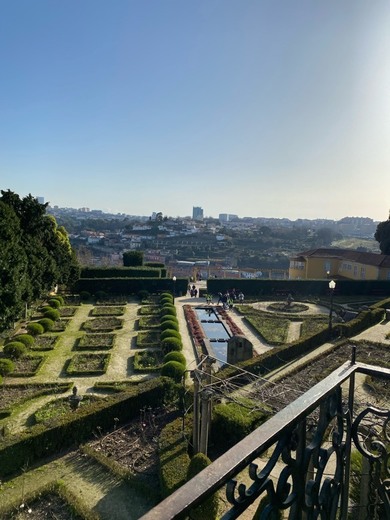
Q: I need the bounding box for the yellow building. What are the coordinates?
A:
[289,248,390,280]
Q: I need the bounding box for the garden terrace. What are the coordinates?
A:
[141,359,390,520]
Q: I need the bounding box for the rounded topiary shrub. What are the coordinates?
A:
[163,351,186,365]
[95,290,108,301]
[38,318,54,332]
[160,298,173,307]
[41,305,53,314]
[138,290,150,302]
[27,322,45,336]
[160,292,173,302]
[3,341,27,359]
[187,453,219,520]
[160,320,179,332]
[0,358,15,376]
[161,360,186,382]
[161,337,182,354]
[79,291,91,301]
[48,298,61,309]
[161,306,177,318]
[160,314,177,323]
[161,329,181,341]
[57,294,65,304]
[43,308,60,321]
[12,334,35,347]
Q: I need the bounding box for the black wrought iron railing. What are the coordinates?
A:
[141,358,390,520]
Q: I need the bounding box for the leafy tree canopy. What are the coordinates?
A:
[374,219,390,254]
[0,190,80,329]
[123,250,144,266]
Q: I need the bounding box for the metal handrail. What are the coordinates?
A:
[141,361,390,520]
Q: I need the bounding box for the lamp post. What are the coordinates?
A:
[328,279,336,339]
[172,276,177,303]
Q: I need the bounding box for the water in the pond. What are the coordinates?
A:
[194,308,230,363]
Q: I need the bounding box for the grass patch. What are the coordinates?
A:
[33,395,105,425]
[300,317,328,337]
[238,306,289,344]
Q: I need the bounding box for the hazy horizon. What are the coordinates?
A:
[1,1,389,222]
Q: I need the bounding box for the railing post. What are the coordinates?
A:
[192,371,200,454]
[340,352,356,518]
[199,389,212,455]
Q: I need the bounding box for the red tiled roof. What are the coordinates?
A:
[292,248,390,267]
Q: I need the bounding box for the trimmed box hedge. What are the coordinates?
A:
[0,377,177,478]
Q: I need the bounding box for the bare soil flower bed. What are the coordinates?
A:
[136,331,160,347]
[66,353,110,375]
[59,307,77,317]
[88,407,179,486]
[138,316,161,329]
[76,333,115,350]
[10,356,45,377]
[0,383,70,411]
[51,320,70,332]
[32,335,59,351]
[82,317,123,332]
[138,305,160,316]
[90,306,125,316]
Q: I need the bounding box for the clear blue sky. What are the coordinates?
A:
[1,1,389,221]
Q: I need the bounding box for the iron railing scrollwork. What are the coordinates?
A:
[351,405,390,519]
[140,362,390,520]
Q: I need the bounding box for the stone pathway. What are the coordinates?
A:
[0,451,155,519]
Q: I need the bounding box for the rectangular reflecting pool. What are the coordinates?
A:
[194,308,230,363]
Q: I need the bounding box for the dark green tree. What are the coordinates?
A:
[0,190,80,329]
[123,250,144,266]
[374,218,390,254]
[0,201,28,328]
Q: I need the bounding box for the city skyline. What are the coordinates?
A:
[46,199,381,224]
[1,1,390,222]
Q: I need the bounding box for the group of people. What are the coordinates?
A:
[187,285,244,309]
[217,289,244,309]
